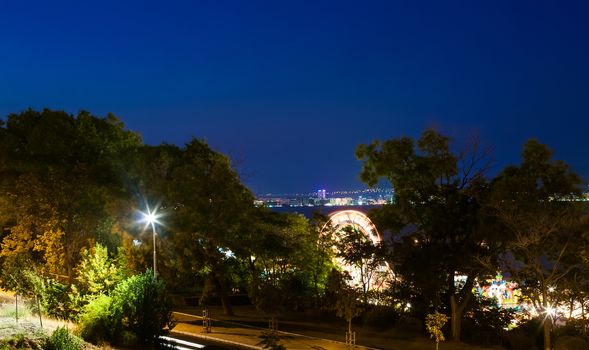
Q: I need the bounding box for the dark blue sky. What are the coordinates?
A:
[1,1,588,194]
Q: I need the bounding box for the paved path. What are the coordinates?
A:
[171,311,380,350]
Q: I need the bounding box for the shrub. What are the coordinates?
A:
[72,243,124,312]
[77,294,121,343]
[111,270,173,345]
[77,270,172,346]
[45,327,83,350]
[554,335,589,350]
[362,305,398,329]
[39,278,75,320]
[503,330,538,350]
[502,318,544,350]
[462,295,516,346]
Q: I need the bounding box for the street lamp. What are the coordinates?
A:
[140,205,161,278]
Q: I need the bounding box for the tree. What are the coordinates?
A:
[334,226,389,304]
[71,243,125,311]
[356,129,494,341]
[488,139,588,350]
[426,312,449,350]
[244,210,331,314]
[331,270,364,344]
[134,139,255,315]
[0,109,141,280]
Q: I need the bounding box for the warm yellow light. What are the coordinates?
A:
[545,306,556,318]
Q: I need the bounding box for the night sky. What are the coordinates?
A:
[1,1,588,194]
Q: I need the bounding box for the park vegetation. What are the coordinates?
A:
[0,109,587,350]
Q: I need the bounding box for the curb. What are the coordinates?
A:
[171,329,262,350]
[172,311,381,350]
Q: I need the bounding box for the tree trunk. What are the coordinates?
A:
[450,295,461,341]
[543,316,552,350]
[215,274,234,316]
[450,279,474,341]
[248,257,259,302]
[15,293,18,323]
[220,293,234,316]
[36,296,43,328]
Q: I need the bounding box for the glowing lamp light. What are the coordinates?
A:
[138,204,162,278]
[140,207,161,228]
[144,212,157,224]
[545,306,556,318]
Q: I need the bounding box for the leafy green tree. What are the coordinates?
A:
[243,210,332,313]
[70,243,125,312]
[330,270,364,341]
[0,109,141,280]
[356,129,495,341]
[75,243,123,295]
[488,139,588,350]
[334,226,389,304]
[132,139,255,315]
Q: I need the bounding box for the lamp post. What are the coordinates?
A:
[141,207,160,278]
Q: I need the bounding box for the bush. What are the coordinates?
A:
[462,295,516,346]
[77,294,120,344]
[77,270,172,346]
[555,318,589,338]
[45,327,83,350]
[111,270,173,345]
[503,330,538,350]
[39,278,75,320]
[554,335,589,350]
[362,305,398,329]
[502,318,544,350]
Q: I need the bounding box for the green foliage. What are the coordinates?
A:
[133,139,256,314]
[0,109,142,278]
[326,269,363,333]
[468,295,516,333]
[71,243,123,312]
[0,332,42,350]
[425,312,449,344]
[75,243,121,295]
[38,278,75,320]
[334,226,389,304]
[77,294,119,343]
[247,210,332,314]
[461,295,516,346]
[488,139,587,349]
[356,129,500,341]
[77,270,172,346]
[45,327,83,350]
[111,270,173,344]
[362,305,399,329]
[0,256,36,294]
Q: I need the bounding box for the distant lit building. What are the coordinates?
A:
[328,197,353,206]
[317,189,326,200]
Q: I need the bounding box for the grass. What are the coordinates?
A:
[0,292,95,350]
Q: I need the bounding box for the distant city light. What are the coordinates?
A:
[255,187,394,208]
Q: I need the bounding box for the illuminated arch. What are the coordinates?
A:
[321,210,393,293]
[322,210,381,244]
